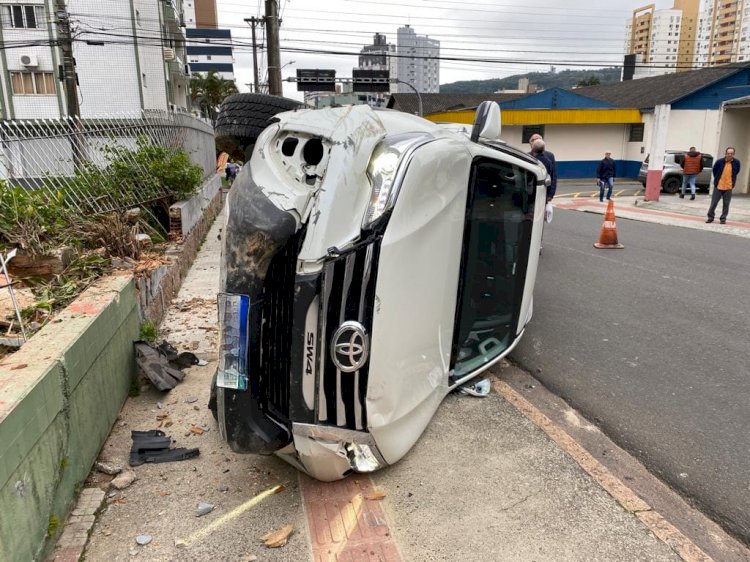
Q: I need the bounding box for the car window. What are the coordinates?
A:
[703,155,713,168]
[451,157,536,378]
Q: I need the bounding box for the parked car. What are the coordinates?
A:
[638,151,714,193]
[210,100,547,481]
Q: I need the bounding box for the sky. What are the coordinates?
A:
[215,0,677,100]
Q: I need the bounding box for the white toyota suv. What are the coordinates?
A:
[212,101,547,481]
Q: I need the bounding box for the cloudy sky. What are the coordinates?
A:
[216,0,676,99]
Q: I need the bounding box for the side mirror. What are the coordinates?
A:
[470,101,502,142]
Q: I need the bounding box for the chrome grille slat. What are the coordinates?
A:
[317,240,380,431]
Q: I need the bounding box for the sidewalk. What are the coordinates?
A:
[72,208,743,561]
[555,190,750,238]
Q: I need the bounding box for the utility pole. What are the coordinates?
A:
[265,0,282,95]
[243,17,261,93]
[54,0,80,120]
[54,0,83,170]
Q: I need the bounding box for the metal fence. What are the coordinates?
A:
[0,110,216,213]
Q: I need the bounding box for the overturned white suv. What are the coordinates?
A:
[211,100,547,481]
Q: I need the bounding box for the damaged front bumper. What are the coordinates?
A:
[216,171,386,481]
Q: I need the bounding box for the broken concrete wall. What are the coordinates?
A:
[169,173,222,238]
[0,276,139,562]
[138,173,223,326]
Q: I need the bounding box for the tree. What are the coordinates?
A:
[190,71,238,122]
[576,76,601,87]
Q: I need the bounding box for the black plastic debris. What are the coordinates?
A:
[134,342,185,391]
[158,341,204,369]
[129,429,200,466]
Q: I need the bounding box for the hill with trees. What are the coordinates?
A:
[440,67,622,93]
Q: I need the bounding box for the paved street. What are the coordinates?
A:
[512,208,750,544]
[554,181,644,199]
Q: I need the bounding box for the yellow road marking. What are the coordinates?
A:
[181,484,284,546]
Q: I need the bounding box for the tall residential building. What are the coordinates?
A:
[396,25,439,93]
[695,0,750,67]
[625,2,698,78]
[356,32,396,104]
[0,0,189,119]
[184,0,235,81]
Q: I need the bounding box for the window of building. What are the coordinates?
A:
[629,123,644,142]
[206,55,212,60]
[521,125,545,144]
[1,4,45,29]
[10,71,56,95]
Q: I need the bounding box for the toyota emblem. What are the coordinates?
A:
[331,321,369,373]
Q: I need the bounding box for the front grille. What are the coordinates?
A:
[257,231,304,422]
[318,240,380,431]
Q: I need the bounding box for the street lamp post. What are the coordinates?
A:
[390,79,423,118]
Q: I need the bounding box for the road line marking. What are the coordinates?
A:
[573,192,581,198]
[181,484,284,546]
[491,378,714,562]
[615,189,625,196]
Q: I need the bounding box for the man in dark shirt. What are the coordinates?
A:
[528,133,557,202]
[596,151,616,202]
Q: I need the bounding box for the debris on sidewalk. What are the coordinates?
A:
[110,470,137,490]
[196,502,215,517]
[95,461,123,476]
[364,490,386,501]
[135,534,152,546]
[262,525,293,548]
[458,378,491,397]
[134,340,210,392]
[129,429,199,466]
[134,342,185,391]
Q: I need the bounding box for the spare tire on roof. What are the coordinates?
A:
[215,93,303,161]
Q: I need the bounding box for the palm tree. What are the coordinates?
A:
[190,71,238,123]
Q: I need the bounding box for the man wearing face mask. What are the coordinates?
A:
[528,133,557,203]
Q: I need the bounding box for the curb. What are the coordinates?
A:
[491,378,714,562]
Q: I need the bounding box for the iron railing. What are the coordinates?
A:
[0,110,215,214]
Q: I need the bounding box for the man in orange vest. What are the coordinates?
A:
[680,146,704,200]
[706,147,741,224]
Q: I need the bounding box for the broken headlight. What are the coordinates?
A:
[362,132,434,230]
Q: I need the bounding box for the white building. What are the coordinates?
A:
[0,0,189,119]
[184,0,235,81]
[624,8,684,79]
[396,25,439,93]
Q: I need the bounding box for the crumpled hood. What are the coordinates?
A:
[250,104,387,263]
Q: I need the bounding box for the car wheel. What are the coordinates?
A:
[215,93,303,161]
[663,176,681,194]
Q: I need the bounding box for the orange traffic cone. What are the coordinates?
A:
[594,200,624,249]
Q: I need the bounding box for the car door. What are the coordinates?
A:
[698,154,713,187]
[450,156,538,383]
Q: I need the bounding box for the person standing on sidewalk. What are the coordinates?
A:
[680,146,703,200]
[706,147,741,224]
[528,133,557,202]
[596,151,616,202]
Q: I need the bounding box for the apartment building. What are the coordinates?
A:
[0,0,189,119]
[625,2,699,78]
[396,25,440,94]
[695,0,750,66]
[184,0,235,81]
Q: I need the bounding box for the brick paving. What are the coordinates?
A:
[51,488,104,562]
[299,474,402,562]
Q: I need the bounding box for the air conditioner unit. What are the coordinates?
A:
[163,48,176,61]
[19,54,39,67]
